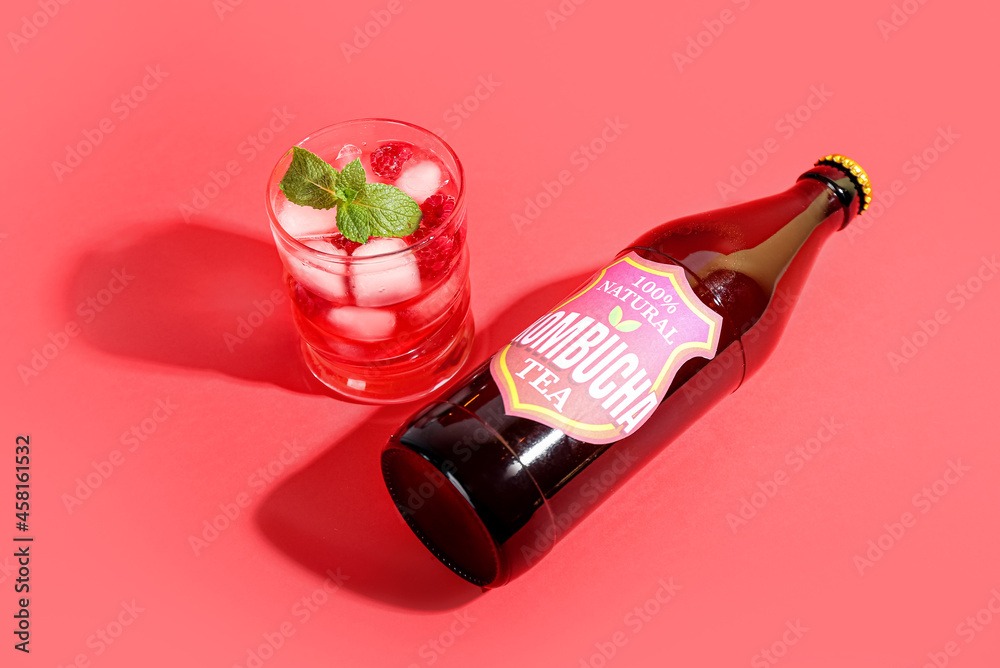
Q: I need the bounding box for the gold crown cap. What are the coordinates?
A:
[815,154,872,214]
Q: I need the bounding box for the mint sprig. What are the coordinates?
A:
[278,147,421,243]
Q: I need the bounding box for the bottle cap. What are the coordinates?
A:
[815,155,872,213]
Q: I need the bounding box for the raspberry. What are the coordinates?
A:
[325,234,364,255]
[420,194,456,227]
[290,279,325,318]
[411,228,462,280]
[370,142,414,179]
[405,194,460,279]
[404,225,430,244]
[416,237,453,279]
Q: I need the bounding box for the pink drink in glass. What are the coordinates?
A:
[266,119,473,403]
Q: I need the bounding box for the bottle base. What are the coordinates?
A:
[381,443,502,587]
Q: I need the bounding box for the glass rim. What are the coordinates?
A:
[266,118,466,262]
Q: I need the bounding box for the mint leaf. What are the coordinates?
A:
[336,200,377,243]
[278,147,340,209]
[338,159,366,202]
[350,182,422,239]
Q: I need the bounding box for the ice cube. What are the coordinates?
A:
[395,161,442,203]
[276,201,337,238]
[333,143,362,169]
[350,238,421,307]
[301,238,347,255]
[287,241,348,301]
[326,306,396,340]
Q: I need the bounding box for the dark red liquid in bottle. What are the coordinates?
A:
[382,159,868,587]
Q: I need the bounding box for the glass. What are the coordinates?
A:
[266,119,473,403]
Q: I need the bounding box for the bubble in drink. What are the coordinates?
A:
[276,200,337,238]
[395,161,442,203]
[350,238,421,307]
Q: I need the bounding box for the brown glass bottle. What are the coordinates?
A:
[381,156,872,588]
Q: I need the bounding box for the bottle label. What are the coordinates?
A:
[490,252,723,444]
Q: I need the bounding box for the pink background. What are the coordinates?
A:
[3,0,998,666]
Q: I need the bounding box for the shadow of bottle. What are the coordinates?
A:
[65,221,317,393]
[253,270,594,611]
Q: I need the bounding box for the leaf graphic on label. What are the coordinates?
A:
[615,320,641,332]
[609,306,623,327]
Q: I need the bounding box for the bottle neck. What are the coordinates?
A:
[695,179,844,294]
[626,170,857,384]
[706,176,848,380]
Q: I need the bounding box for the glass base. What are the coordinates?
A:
[301,312,475,404]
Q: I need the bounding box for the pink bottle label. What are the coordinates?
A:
[490,252,723,444]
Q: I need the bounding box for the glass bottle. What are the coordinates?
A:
[381,155,872,587]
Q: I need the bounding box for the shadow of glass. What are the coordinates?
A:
[66,220,316,393]
[253,270,594,611]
